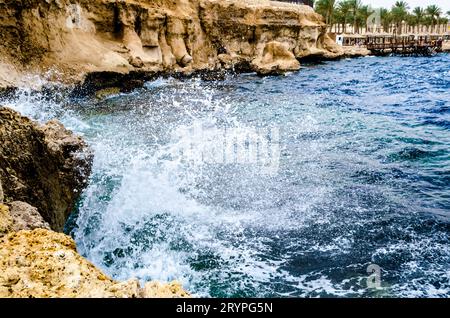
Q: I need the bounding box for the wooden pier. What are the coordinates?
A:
[365,35,444,56]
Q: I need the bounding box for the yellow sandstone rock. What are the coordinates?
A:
[0,204,13,237]
[442,41,450,52]
[143,281,190,298]
[0,0,342,89]
[0,229,190,298]
[251,41,301,75]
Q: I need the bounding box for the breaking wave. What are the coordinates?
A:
[3,54,449,297]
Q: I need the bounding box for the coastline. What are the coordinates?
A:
[1,0,339,299]
[0,0,345,95]
[1,0,447,96]
[1,0,448,298]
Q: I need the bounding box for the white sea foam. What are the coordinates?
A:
[4,70,449,298]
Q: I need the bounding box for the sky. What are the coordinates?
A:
[362,0,450,12]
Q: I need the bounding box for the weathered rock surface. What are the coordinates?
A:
[0,107,93,231]
[0,0,343,90]
[443,41,450,52]
[0,229,189,298]
[7,201,51,232]
[0,201,50,237]
[342,46,372,57]
[0,178,3,203]
[251,41,301,75]
[0,204,12,237]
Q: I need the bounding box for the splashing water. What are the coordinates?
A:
[3,55,450,297]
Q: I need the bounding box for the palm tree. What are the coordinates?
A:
[391,1,409,34]
[380,8,392,33]
[348,0,361,33]
[356,5,371,34]
[315,0,336,31]
[333,8,344,33]
[336,0,353,33]
[412,7,425,32]
[426,5,442,33]
[405,13,416,33]
[437,17,448,34]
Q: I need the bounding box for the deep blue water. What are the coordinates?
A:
[5,54,450,297]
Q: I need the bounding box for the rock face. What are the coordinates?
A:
[0,107,93,231]
[0,0,343,88]
[251,41,301,75]
[7,201,51,232]
[0,178,3,203]
[0,201,51,236]
[0,229,189,298]
[0,204,12,237]
[443,41,450,52]
[342,46,372,57]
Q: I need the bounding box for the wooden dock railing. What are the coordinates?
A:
[365,35,443,56]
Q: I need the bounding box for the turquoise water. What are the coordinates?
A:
[4,54,450,297]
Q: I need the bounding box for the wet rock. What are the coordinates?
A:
[0,229,190,298]
[95,87,121,100]
[0,107,93,231]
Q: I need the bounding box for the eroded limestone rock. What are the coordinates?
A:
[343,46,372,57]
[0,201,50,238]
[143,281,190,298]
[0,0,343,89]
[0,204,12,237]
[251,41,301,75]
[7,201,51,232]
[0,178,4,203]
[0,229,190,298]
[0,107,93,231]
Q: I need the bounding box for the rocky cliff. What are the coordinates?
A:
[0,0,343,90]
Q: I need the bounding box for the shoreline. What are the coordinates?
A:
[1,1,448,98]
[3,50,449,101]
[0,0,344,95]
